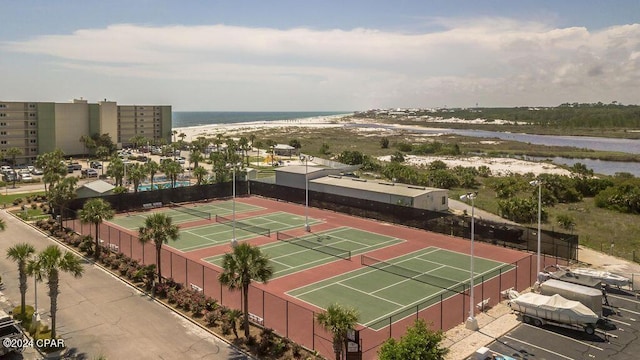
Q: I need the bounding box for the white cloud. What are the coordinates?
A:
[2,19,640,110]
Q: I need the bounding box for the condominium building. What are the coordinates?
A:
[0,99,172,164]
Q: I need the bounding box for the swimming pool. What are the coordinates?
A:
[138,181,191,192]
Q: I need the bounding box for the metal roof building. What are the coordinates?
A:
[310,175,449,211]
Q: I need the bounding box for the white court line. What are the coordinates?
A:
[503,335,575,360]
[371,265,447,296]
[288,248,440,297]
[336,282,405,307]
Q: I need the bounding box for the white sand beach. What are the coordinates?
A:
[173,115,572,176]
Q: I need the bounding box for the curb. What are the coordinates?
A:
[11,212,257,360]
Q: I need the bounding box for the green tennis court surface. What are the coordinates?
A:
[287,247,514,329]
[109,201,264,230]
[168,212,322,251]
[205,227,404,277]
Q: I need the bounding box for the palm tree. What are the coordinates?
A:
[218,243,274,338]
[316,303,359,360]
[6,147,23,188]
[27,245,83,339]
[78,198,115,260]
[138,213,179,285]
[189,149,203,169]
[145,160,160,189]
[126,163,147,193]
[159,159,183,188]
[193,166,208,185]
[6,243,36,318]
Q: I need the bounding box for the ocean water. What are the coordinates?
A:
[172,111,351,128]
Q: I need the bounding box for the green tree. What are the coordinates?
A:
[238,137,250,165]
[107,156,127,187]
[48,177,78,227]
[128,135,148,149]
[316,303,359,360]
[378,319,448,360]
[27,245,84,339]
[556,213,575,231]
[380,137,390,149]
[145,160,160,189]
[218,243,274,338]
[79,135,95,158]
[35,149,66,193]
[6,243,36,318]
[78,198,115,260]
[159,159,183,188]
[0,218,5,231]
[390,151,405,163]
[288,139,302,150]
[6,147,23,188]
[189,149,204,169]
[126,163,147,193]
[320,142,330,155]
[138,213,179,285]
[193,166,208,185]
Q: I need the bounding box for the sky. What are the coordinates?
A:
[1,1,639,111]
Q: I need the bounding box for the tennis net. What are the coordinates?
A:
[361,254,466,294]
[277,231,351,260]
[170,202,211,220]
[215,214,271,237]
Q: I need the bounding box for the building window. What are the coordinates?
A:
[140,131,144,134]
[29,104,35,108]
[29,113,36,117]
[441,196,446,205]
[31,148,36,152]
[29,131,36,135]
[0,122,6,126]
[0,114,6,117]
[0,141,7,145]
[0,131,5,135]
[0,104,6,108]
[29,139,36,143]
[29,122,36,126]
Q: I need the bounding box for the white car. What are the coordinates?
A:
[20,173,33,181]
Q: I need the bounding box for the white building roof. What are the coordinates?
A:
[310,176,442,197]
[274,144,295,150]
[80,180,115,194]
[275,165,326,175]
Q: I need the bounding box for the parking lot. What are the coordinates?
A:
[484,288,640,360]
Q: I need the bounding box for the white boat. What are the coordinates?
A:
[568,268,631,287]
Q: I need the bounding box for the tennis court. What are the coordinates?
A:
[287,247,515,330]
[205,227,404,277]
[109,200,264,230]
[167,211,322,252]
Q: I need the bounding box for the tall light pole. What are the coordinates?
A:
[530,180,542,279]
[230,162,241,248]
[300,155,314,232]
[32,257,41,327]
[460,192,479,331]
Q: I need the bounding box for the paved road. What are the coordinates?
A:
[0,210,252,360]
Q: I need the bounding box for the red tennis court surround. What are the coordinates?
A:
[64,196,568,360]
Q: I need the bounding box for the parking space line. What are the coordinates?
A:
[607,317,632,326]
[610,294,640,305]
[616,306,640,316]
[503,335,575,359]
[521,324,604,351]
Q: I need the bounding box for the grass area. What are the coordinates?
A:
[0,191,46,207]
[450,185,640,264]
[235,124,640,263]
[234,124,640,164]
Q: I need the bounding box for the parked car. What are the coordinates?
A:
[31,168,44,175]
[81,168,98,178]
[90,161,102,169]
[0,165,11,174]
[137,155,148,162]
[20,173,33,181]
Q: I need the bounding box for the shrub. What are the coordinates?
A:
[205,310,221,327]
[31,203,37,210]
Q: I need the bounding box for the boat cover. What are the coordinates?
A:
[510,293,599,324]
